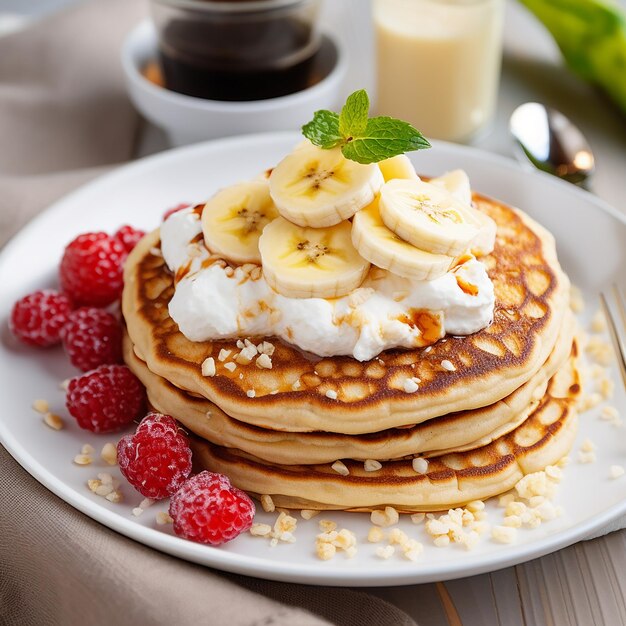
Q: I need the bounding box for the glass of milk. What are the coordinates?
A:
[374,0,504,142]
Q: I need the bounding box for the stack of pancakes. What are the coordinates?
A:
[122,194,580,512]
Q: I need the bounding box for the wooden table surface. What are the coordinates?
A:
[3,1,625,624]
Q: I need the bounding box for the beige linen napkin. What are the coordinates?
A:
[0,3,417,625]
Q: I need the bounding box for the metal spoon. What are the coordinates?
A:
[509,102,595,187]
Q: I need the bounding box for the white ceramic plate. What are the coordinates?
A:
[1,133,625,587]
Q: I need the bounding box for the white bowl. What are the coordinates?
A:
[121,19,348,146]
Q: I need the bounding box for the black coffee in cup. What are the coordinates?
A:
[152,0,322,101]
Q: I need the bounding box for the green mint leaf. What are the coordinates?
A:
[339,89,369,138]
[341,117,431,164]
[301,110,342,149]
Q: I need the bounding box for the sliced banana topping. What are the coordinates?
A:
[379,179,484,257]
[430,169,472,205]
[430,171,496,256]
[378,154,419,183]
[259,217,370,299]
[201,180,278,264]
[352,198,455,281]
[268,141,383,228]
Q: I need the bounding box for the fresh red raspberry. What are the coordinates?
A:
[60,307,122,371]
[9,289,73,347]
[59,232,127,307]
[117,413,192,499]
[66,365,145,433]
[163,202,191,221]
[169,471,255,545]
[114,225,146,253]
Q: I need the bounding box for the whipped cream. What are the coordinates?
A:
[160,208,495,362]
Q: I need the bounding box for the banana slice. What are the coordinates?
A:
[379,179,486,256]
[201,180,279,264]
[430,170,496,256]
[378,154,419,182]
[352,199,454,281]
[268,141,383,228]
[430,169,472,205]
[259,217,370,299]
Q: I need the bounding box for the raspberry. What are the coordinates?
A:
[163,203,191,221]
[59,232,127,307]
[117,413,192,499]
[169,471,255,545]
[114,225,146,253]
[60,307,122,371]
[66,365,145,433]
[10,290,73,347]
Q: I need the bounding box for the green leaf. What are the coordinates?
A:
[339,89,370,138]
[301,110,342,149]
[341,117,431,164]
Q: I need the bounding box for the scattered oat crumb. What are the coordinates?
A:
[318,519,337,533]
[250,523,272,537]
[492,525,517,544]
[300,509,320,520]
[132,507,144,517]
[261,494,275,513]
[331,460,349,476]
[258,341,275,356]
[441,359,456,372]
[466,500,485,512]
[370,506,399,528]
[246,389,256,398]
[81,443,95,455]
[586,336,613,366]
[609,465,625,479]
[402,539,424,560]
[581,438,596,453]
[140,498,155,510]
[412,457,429,474]
[316,542,336,561]
[43,412,64,430]
[325,389,338,400]
[578,451,597,464]
[292,379,301,390]
[218,349,232,362]
[433,535,450,548]
[498,494,515,508]
[224,362,237,372]
[101,443,117,466]
[557,456,570,468]
[201,357,216,377]
[256,353,273,369]
[503,515,522,528]
[73,454,92,466]
[156,512,173,525]
[388,528,408,546]
[364,459,382,472]
[367,526,385,543]
[570,285,585,313]
[410,512,425,524]
[599,377,615,400]
[590,309,607,333]
[32,399,49,414]
[600,405,620,422]
[403,378,419,393]
[105,491,122,503]
[375,545,395,559]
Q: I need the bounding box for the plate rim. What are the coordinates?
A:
[1,131,625,587]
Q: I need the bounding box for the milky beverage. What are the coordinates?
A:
[375,0,503,142]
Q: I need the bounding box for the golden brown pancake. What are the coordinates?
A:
[124,318,577,465]
[122,195,570,434]
[189,348,579,512]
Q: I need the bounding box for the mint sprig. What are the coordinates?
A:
[302,89,431,165]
